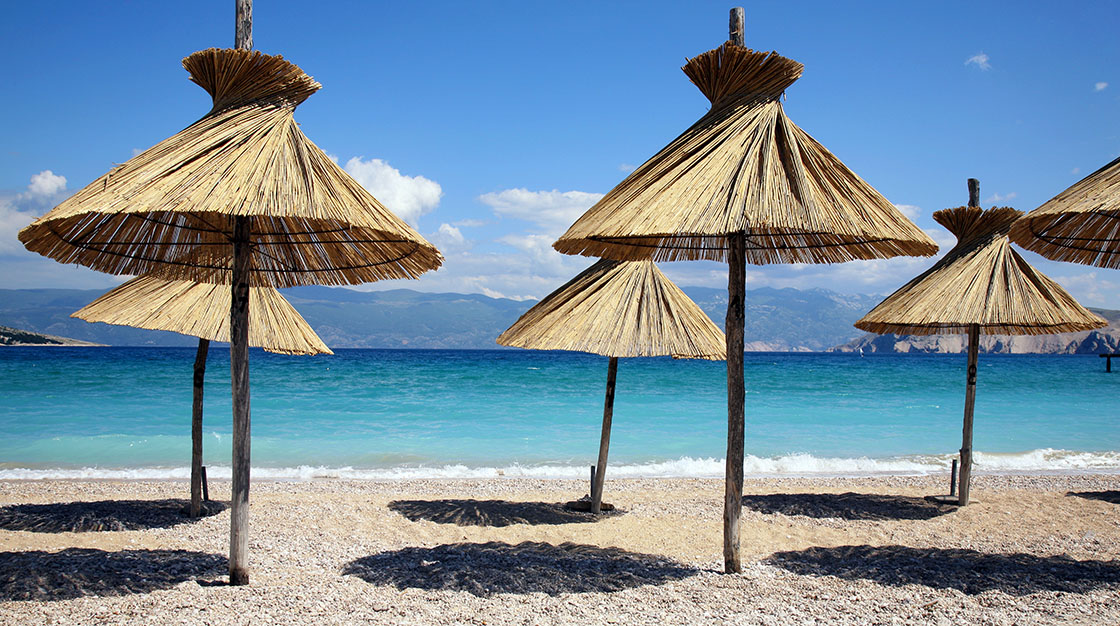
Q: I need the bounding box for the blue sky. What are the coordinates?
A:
[3,1,1119,305]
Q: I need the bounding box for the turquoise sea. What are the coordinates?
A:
[1,347,1118,479]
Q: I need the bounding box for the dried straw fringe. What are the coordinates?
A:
[1010,155,1120,269]
[73,275,331,356]
[857,207,1106,336]
[554,44,937,265]
[497,259,726,360]
[19,48,441,288]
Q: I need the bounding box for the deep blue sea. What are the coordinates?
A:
[2,347,1118,479]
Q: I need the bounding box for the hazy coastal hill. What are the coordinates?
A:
[0,285,883,351]
[0,325,102,346]
[682,286,884,352]
[1,285,1117,353]
[829,308,1120,354]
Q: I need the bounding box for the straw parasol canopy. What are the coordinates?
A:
[857,206,1107,337]
[551,11,937,574]
[18,48,442,287]
[17,43,442,585]
[73,275,332,356]
[498,259,726,360]
[553,43,937,264]
[857,194,1105,506]
[499,258,725,514]
[1009,155,1120,268]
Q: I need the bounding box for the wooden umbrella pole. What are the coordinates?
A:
[229,217,252,585]
[957,178,981,506]
[722,8,747,576]
[235,0,253,50]
[959,323,979,505]
[591,356,618,515]
[724,232,746,574]
[229,0,253,586]
[190,338,210,518]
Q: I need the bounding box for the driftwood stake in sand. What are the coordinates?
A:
[190,338,210,518]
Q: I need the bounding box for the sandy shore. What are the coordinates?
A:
[0,474,1118,625]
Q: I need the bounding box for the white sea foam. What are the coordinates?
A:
[1,448,1118,481]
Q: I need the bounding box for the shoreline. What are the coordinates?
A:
[1,474,1118,624]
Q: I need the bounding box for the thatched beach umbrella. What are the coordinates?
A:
[73,274,332,517]
[498,259,725,514]
[856,180,1106,505]
[18,10,441,584]
[1009,155,1120,269]
[553,10,937,572]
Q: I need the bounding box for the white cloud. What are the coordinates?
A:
[893,204,922,220]
[1095,82,1109,92]
[479,188,604,233]
[429,223,469,253]
[986,191,1018,204]
[618,163,637,173]
[965,53,991,71]
[0,198,39,255]
[26,170,67,198]
[1071,167,1081,175]
[1027,263,1120,308]
[2,170,73,256]
[343,157,442,228]
[437,223,464,244]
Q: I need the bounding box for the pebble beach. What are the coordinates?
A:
[1,473,1118,625]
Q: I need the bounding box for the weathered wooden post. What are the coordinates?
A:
[723,6,747,575]
[957,178,981,506]
[190,338,210,517]
[228,0,254,586]
[590,357,619,514]
[949,458,958,498]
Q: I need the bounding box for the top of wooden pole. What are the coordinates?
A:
[729,7,745,46]
[968,178,980,208]
[236,0,253,50]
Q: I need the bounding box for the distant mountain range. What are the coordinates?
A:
[0,285,1117,353]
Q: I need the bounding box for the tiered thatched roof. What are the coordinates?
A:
[1009,156,1120,268]
[73,275,331,356]
[857,207,1106,336]
[497,259,726,359]
[18,48,442,286]
[553,44,937,264]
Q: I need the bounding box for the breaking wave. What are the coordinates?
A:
[1,448,1117,481]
